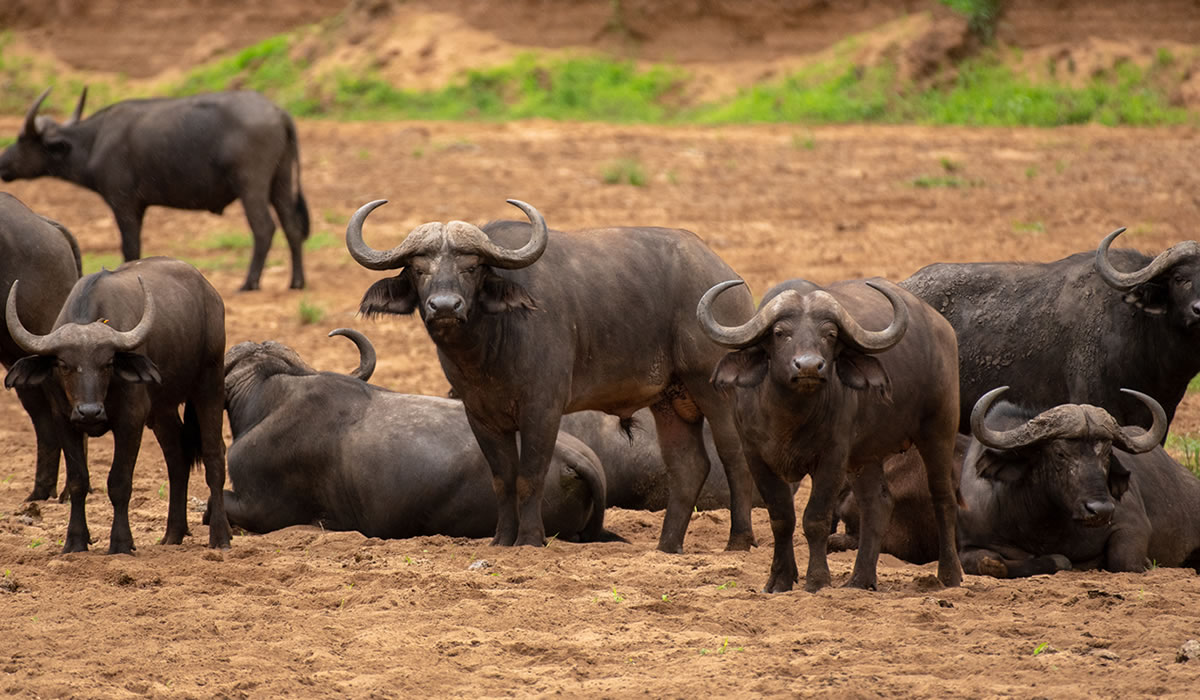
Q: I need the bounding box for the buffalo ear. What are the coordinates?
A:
[711,347,768,391]
[972,448,1026,483]
[114,352,162,384]
[836,350,892,400]
[4,356,55,389]
[479,272,536,313]
[42,131,71,156]
[360,275,418,317]
[1108,455,1132,500]
[1122,281,1168,316]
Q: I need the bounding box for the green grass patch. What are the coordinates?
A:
[199,230,252,251]
[298,298,325,325]
[304,231,342,251]
[1012,220,1046,234]
[1188,374,1200,393]
[601,158,646,186]
[912,175,972,189]
[1166,433,1200,478]
[81,253,124,275]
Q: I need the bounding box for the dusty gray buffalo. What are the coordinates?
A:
[698,278,962,592]
[0,192,81,501]
[220,330,616,541]
[0,88,309,290]
[4,258,231,553]
[346,199,757,552]
[902,228,1200,432]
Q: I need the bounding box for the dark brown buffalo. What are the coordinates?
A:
[0,88,310,290]
[698,278,962,592]
[346,199,757,552]
[902,228,1200,433]
[0,192,81,501]
[4,258,231,553]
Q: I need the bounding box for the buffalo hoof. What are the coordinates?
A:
[803,575,831,593]
[61,538,89,554]
[289,278,305,290]
[239,280,261,292]
[826,533,859,552]
[1049,554,1072,572]
[24,488,52,503]
[161,529,186,546]
[976,557,1008,578]
[656,541,684,555]
[725,532,756,552]
[107,539,135,555]
[843,577,878,591]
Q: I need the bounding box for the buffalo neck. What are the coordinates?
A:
[49,120,102,190]
[429,311,515,383]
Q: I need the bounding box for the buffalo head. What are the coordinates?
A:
[4,277,159,435]
[0,87,86,183]
[967,386,1166,526]
[345,199,547,340]
[699,279,908,396]
[1096,227,1200,330]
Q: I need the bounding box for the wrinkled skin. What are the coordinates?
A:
[220,338,617,541]
[705,278,962,593]
[0,193,80,501]
[349,201,758,553]
[4,258,231,554]
[902,236,1200,433]
[0,89,310,290]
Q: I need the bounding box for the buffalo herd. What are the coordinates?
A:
[4,88,1200,593]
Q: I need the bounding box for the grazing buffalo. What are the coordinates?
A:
[902,228,1200,432]
[698,278,962,592]
[0,193,81,501]
[0,88,310,290]
[4,258,231,553]
[221,331,616,541]
[346,199,757,552]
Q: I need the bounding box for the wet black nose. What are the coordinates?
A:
[74,403,105,421]
[792,355,825,374]
[426,294,465,316]
[1083,499,1115,521]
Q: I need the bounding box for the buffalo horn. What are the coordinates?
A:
[345,199,423,271]
[21,87,51,137]
[1113,388,1167,453]
[470,199,549,270]
[825,280,909,353]
[5,281,55,355]
[1095,227,1200,291]
[108,278,155,351]
[66,86,87,126]
[328,328,376,381]
[970,386,1034,450]
[696,280,802,349]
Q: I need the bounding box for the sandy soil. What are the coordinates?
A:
[3,117,1200,697]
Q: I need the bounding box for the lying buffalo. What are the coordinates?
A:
[4,258,231,553]
[832,388,1200,577]
[346,199,756,552]
[699,278,962,592]
[0,192,81,501]
[902,228,1200,432]
[0,88,310,291]
[221,331,616,541]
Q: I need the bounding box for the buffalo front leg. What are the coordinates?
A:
[192,395,232,549]
[802,452,849,592]
[844,461,892,590]
[513,416,566,547]
[649,401,710,554]
[239,192,278,292]
[690,392,756,551]
[60,431,91,553]
[16,387,62,501]
[961,547,1071,578]
[747,452,799,593]
[112,202,147,261]
[106,423,145,554]
[465,413,522,546]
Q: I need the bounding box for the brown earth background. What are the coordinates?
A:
[3,1,1200,697]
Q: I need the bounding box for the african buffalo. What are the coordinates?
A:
[698,278,962,592]
[221,330,616,541]
[902,228,1200,432]
[0,88,310,290]
[4,258,231,553]
[0,193,81,501]
[346,199,757,552]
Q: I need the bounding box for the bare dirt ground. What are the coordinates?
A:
[3,117,1200,697]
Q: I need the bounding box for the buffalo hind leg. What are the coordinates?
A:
[844,461,892,590]
[270,169,307,290]
[151,413,191,545]
[112,202,146,261]
[686,385,756,551]
[465,413,522,546]
[650,400,709,554]
[192,394,233,549]
[239,191,278,292]
[747,451,799,593]
[60,432,91,553]
[915,433,964,587]
[17,387,63,502]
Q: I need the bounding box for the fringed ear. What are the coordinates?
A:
[4,356,55,389]
[359,276,418,317]
[114,352,162,384]
[711,347,768,392]
[835,350,892,401]
[1122,281,1168,316]
[1108,455,1132,500]
[972,448,1026,483]
[479,272,536,313]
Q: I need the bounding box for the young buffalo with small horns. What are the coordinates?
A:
[698,278,962,592]
[345,199,757,552]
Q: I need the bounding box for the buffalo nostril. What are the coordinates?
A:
[792,355,825,373]
[1191,301,1200,317]
[1084,500,1115,519]
[76,404,103,419]
[453,299,463,312]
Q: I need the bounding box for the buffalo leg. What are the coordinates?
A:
[687,386,756,551]
[465,412,521,546]
[915,433,963,587]
[961,547,1070,578]
[1104,509,1152,572]
[150,413,191,545]
[60,431,91,553]
[239,191,278,292]
[513,415,565,547]
[192,395,232,549]
[16,387,62,502]
[112,203,146,261]
[844,461,892,590]
[106,424,144,555]
[650,401,709,554]
[270,182,306,290]
[802,452,848,592]
[747,452,799,593]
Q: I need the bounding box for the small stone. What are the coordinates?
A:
[16,515,34,526]
[187,497,207,513]
[1092,649,1119,661]
[1177,640,1200,663]
[468,559,492,571]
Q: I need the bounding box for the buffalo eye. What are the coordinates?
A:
[459,265,478,276]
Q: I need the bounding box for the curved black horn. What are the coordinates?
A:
[109,277,155,351]
[697,280,800,349]
[65,86,87,126]
[1095,227,1200,291]
[328,328,376,381]
[470,199,549,270]
[21,87,51,137]
[826,280,909,353]
[345,200,419,271]
[1114,388,1168,453]
[969,386,1040,450]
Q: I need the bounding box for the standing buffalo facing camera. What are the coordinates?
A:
[220,330,618,541]
[0,88,310,290]
[4,258,231,553]
[345,199,757,553]
[698,278,962,592]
